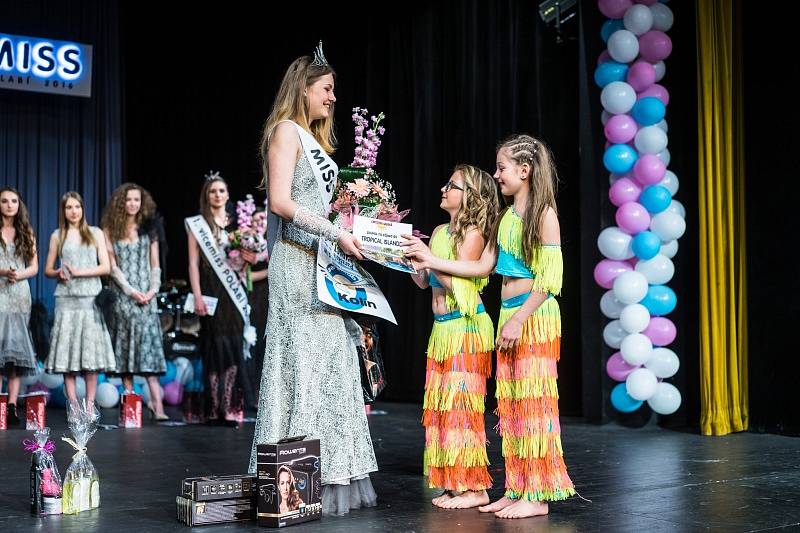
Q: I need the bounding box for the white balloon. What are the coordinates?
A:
[601,81,637,115]
[134,375,147,385]
[626,368,658,400]
[601,110,612,126]
[623,4,654,35]
[608,29,640,63]
[653,61,666,82]
[598,227,634,260]
[634,126,668,154]
[179,363,195,386]
[651,211,686,241]
[107,377,123,386]
[613,271,649,304]
[41,373,64,389]
[635,254,675,284]
[141,382,151,403]
[659,170,679,195]
[601,290,626,319]
[655,119,668,133]
[650,3,675,32]
[603,320,628,349]
[657,148,671,166]
[620,303,651,333]
[21,372,42,387]
[621,333,654,366]
[667,199,686,219]
[660,239,679,259]
[96,382,120,408]
[647,382,682,414]
[645,347,680,378]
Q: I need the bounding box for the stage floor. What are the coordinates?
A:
[1,402,799,532]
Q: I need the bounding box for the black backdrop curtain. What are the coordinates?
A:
[0,0,123,311]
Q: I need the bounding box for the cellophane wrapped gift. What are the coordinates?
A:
[25,427,63,515]
[61,401,101,514]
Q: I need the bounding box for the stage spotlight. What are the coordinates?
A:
[538,0,577,43]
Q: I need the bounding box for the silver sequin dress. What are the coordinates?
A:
[0,242,37,376]
[249,148,378,516]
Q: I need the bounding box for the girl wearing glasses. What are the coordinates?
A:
[409,164,499,509]
[404,135,575,519]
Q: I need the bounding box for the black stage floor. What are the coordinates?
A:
[1,402,799,532]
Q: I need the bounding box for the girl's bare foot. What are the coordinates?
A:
[432,490,460,507]
[478,495,515,513]
[440,490,490,509]
[495,499,548,519]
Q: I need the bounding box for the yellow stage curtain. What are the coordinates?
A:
[696,0,748,436]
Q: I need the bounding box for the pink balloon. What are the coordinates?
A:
[597,49,611,65]
[626,257,639,268]
[607,352,640,381]
[609,177,642,206]
[626,61,656,92]
[28,382,50,395]
[594,259,632,288]
[633,154,666,185]
[643,317,676,346]
[637,83,670,105]
[638,31,673,62]
[163,381,184,405]
[598,0,634,19]
[616,202,651,234]
[604,114,638,144]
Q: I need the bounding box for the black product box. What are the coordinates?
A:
[256,436,322,528]
[182,474,257,502]
[175,495,255,526]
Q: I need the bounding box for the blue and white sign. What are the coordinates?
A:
[0,33,93,97]
[316,239,397,324]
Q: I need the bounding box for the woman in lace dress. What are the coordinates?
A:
[249,46,378,516]
[101,183,168,420]
[0,188,39,426]
[44,191,116,406]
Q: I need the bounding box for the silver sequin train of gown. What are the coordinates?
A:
[249,150,378,516]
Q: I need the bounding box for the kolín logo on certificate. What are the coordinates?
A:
[324,265,376,310]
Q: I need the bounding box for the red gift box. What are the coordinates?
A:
[23,392,47,431]
[119,392,143,428]
[0,393,7,430]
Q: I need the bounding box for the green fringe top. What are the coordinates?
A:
[429,225,488,316]
[496,208,563,296]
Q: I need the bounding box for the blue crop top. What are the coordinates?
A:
[495,247,534,279]
[428,272,444,288]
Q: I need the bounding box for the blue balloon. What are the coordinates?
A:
[611,383,643,413]
[160,361,177,385]
[632,231,661,259]
[601,19,625,43]
[641,285,677,316]
[50,386,67,408]
[97,373,107,384]
[639,185,672,214]
[631,97,666,126]
[603,144,639,174]
[594,61,629,88]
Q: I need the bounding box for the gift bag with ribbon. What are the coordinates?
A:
[61,401,100,514]
[24,428,63,515]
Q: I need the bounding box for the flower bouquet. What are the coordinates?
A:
[227,194,268,291]
[330,108,411,229]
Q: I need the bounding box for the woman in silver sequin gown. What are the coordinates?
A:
[249,51,378,516]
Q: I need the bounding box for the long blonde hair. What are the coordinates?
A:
[496,134,559,264]
[58,191,96,253]
[450,164,500,255]
[259,55,337,188]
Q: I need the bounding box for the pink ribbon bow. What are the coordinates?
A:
[23,439,55,454]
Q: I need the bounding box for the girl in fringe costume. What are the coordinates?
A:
[409,164,499,509]
[404,135,575,519]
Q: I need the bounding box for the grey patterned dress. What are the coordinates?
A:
[45,227,116,373]
[0,242,37,376]
[109,235,166,375]
[249,140,378,515]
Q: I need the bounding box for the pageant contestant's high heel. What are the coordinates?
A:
[146,401,170,421]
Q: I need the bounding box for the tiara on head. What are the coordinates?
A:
[204,170,222,182]
[311,40,328,67]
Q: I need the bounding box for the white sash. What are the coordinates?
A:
[286,120,338,212]
[184,215,256,357]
